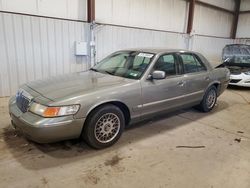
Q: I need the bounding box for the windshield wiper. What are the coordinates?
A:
[90,68,114,75]
[90,68,99,72]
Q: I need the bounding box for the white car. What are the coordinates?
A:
[221,44,250,87]
[229,71,250,87]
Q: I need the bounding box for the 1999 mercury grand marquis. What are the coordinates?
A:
[9,49,230,149]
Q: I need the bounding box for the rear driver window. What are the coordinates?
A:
[180,54,206,73]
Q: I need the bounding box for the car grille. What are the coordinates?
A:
[16,94,31,113]
[230,79,242,83]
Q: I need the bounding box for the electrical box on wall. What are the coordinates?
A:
[75,41,88,56]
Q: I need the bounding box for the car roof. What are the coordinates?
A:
[121,48,195,54]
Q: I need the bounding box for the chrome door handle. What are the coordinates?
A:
[205,77,210,81]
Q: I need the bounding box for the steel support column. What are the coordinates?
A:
[87,0,95,23]
[231,0,241,39]
[187,0,195,34]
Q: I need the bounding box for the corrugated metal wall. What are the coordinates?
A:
[236,0,250,38]
[0,12,89,97]
[192,36,233,64]
[94,0,236,65]
[95,0,188,33]
[235,38,250,45]
[240,0,250,11]
[198,0,235,11]
[96,0,236,38]
[237,14,250,38]
[95,25,189,62]
[193,5,234,37]
[94,24,233,66]
[0,0,87,21]
[1,0,249,97]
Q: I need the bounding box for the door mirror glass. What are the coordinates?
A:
[152,70,166,79]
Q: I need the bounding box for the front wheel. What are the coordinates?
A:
[197,86,217,112]
[82,104,125,149]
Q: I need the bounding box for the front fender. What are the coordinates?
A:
[85,99,130,118]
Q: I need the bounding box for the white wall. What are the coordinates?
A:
[96,0,236,38]
[192,36,233,65]
[235,38,250,45]
[96,0,189,33]
[95,0,236,65]
[193,5,234,37]
[95,25,189,61]
[95,25,233,67]
[0,12,89,97]
[198,0,235,11]
[240,0,250,11]
[237,14,250,38]
[0,0,247,97]
[236,0,250,38]
[0,0,87,21]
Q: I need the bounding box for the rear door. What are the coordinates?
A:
[178,53,210,103]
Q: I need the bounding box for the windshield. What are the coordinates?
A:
[92,51,155,79]
[223,45,250,65]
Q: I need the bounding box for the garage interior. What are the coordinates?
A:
[0,0,250,187]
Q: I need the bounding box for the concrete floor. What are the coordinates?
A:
[0,86,250,188]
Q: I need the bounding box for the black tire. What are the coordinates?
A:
[197,85,217,112]
[82,104,125,149]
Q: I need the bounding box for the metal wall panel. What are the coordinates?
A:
[192,35,234,66]
[95,0,236,38]
[237,0,250,38]
[240,0,250,11]
[235,38,250,45]
[198,0,235,11]
[237,14,250,38]
[95,25,189,62]
[193,4,234,37]
[0,0,87,21]
[95,25,233,67]
[0,12,89,97]
[95,0,189,33]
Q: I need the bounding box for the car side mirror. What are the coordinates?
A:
[152,70,166,80]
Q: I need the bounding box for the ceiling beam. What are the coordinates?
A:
[231,0,241,39]
[87,0,95,23]
[187,0,195,34]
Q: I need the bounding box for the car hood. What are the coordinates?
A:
[26,71,135,101]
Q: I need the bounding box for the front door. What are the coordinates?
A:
[140,53,188,116]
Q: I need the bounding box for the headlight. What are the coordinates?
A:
[244,71,250,75]
[29,102,80,117]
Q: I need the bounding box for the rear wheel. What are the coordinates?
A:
[82,104,125,149]
[197,86,217,112]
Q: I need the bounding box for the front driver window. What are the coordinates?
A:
[154,54,177,76]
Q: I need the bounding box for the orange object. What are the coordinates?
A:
[43,107,60,117]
